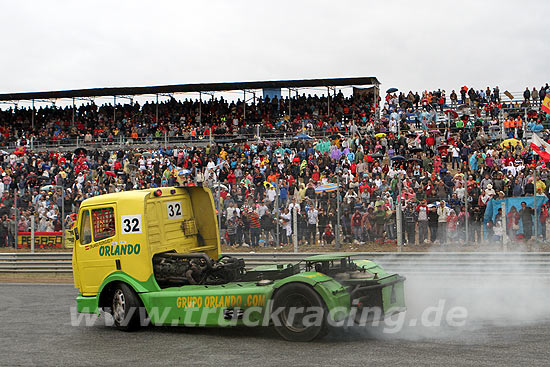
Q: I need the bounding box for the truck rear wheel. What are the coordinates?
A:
[111,283,143,331]
[271,283,328,342]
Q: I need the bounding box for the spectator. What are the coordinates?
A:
[540,203,548,241]
[280,208,291,246]
[507,206,520,241]
[519,201,534,240]
[416,200,429,244]
[447,210,458,242]
[493,209,504,241]
[226,216,238,248]
[247,209,261,247]
[0,214,8,247]
[307,205,318,245]
[322,225,334,245]
[403,204,417,245]
[437,201,451,244]
[261,211,276,247]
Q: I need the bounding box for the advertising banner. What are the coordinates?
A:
[16,232,63,249]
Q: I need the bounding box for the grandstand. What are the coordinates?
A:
[0,78,548,251]
[0,77,381,151]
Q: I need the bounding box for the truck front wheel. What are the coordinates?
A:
[110,283,143,331]
[271,283,329,341]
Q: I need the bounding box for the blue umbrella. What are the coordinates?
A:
[178,169,192,175]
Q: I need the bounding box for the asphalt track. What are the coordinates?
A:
[1,278,550,367]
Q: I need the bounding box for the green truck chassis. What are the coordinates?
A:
[76,253,406,341]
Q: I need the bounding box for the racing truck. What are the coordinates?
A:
[72,186,406,341]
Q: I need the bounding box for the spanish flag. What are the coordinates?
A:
[542,95,550,115]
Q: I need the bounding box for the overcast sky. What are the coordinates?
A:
[1,0,549,103]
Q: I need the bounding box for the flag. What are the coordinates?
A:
[542,95,550,115]
[315,183,339,193]
[530,133,550,162]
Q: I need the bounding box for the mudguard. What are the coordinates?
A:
[98,272,160,295]
[77,272,160,314]
[272,272,351,321]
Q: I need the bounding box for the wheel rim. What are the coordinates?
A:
[112,289,126,324]
[280,293,315,332]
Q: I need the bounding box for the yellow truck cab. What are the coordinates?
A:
[73,187,219,296]
[72,186,405,341]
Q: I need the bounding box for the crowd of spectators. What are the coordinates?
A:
[0,83,549,248]
[0,91,379,148]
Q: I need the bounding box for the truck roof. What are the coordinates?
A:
[80,188,158,207]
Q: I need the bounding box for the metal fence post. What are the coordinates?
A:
[327,87,330,116]
[534,169,538,240]
[500,108,504,140]
[155,93,159,126]
[31,99,35,130]
[61,184,65,248]
[521,108,536,141]
[30,216,35,253]
[336,174,341,248]
[293,206,298,253]
[397,180,403,251]
[72,97,75,126]
[288,88,292,118]
[501,201,507,251]
[14,190,17,249]
[464,176,469,244]
[275,187,280,246]
[113,96,116,125]
[216,184,221,241]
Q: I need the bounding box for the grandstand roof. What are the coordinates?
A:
[0,77,380,102]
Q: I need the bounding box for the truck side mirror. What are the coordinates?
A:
[74,228,79,241]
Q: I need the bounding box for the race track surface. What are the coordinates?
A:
[1,278,550,367]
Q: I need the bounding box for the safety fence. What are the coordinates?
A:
[2,252,550,277]
[2,192,546,254]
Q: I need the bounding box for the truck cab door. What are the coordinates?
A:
[74,205,118,296]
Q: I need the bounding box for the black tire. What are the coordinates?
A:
[110,283,144,331]
[271,283,329,342]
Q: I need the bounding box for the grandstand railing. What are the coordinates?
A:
[4,130,353,152]
[4,120,542,152]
